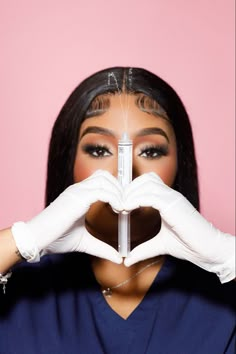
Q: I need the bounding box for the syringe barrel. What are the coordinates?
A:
[118,135,132,186]
[118,213,131,256]
[118,133,132,256]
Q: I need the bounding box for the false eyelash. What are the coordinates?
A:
[138,144,169,159]
[82,144,112,158]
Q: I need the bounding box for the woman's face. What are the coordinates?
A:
[74,94,177,249]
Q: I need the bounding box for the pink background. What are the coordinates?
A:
[0,0,235,233]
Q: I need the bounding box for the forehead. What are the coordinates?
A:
[86,93,168,119]
[80,94,174,137]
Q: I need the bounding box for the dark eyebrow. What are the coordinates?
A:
[80,126,116,139]
[136,127,170,143]
[80,126,170,143]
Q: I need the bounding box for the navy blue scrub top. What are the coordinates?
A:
[0,253,235,354]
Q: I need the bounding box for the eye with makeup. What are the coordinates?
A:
[82,144,113,158]
[138,144,169,159]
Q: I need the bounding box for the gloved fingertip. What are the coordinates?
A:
[110,256,123,264]
[112,208,120,214]
[124,258,134,267]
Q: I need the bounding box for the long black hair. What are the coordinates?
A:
[46,67,199,210]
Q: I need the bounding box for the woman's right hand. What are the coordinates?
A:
[11,170,123,264]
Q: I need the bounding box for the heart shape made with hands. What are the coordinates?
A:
[81,171,179,245]
[82,172,178,262]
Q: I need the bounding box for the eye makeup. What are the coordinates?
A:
[81,143,113,158]
[81,142,169,160]
[138,144,169,159]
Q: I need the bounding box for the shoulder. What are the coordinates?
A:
[0,253,91,306]
[169,257,236,312]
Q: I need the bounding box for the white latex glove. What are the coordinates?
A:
[123,173,235,283]
[11,170,123,264]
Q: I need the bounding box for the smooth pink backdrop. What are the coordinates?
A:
[0,0,235,233]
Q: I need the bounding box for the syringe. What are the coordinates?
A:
[118,132,133,257]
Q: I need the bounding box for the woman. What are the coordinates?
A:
[0,67,235,354]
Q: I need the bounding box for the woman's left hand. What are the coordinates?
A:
[123,173,235,283]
